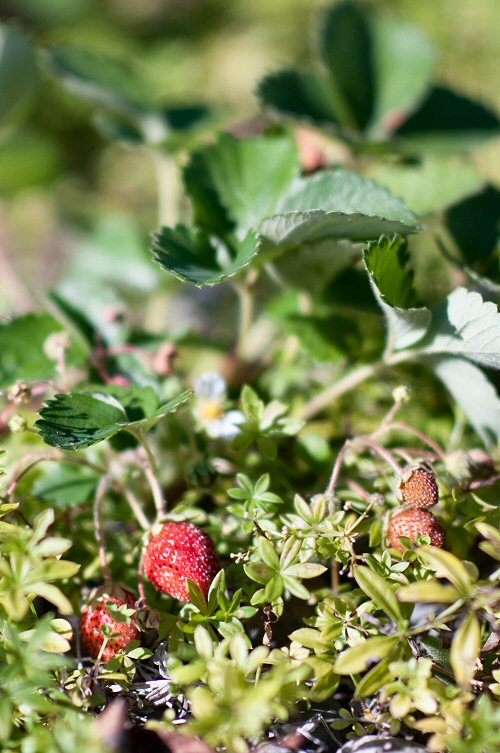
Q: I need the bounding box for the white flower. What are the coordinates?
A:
[193,372,245,440]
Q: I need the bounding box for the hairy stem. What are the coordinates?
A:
[94,476,112,587]
[233,275,256,361]
[119,484,151,531]
[128,429,166,519]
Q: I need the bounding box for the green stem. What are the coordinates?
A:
[233,276,256,361]
[300,361,382,421]
[299,350,417,422]
[94,476,112,587]
[128,429,166,519]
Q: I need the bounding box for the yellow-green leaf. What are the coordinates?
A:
[397,580,460,603]
[450,611,481,687]
[417,547,473,596]
[334,636,399,675]
[354,565,402,623]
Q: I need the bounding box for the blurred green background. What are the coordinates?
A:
[0,0,499,312]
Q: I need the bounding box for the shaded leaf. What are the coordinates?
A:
[429,356,500,446]
[419,288,500,369]
[152,225,259,286]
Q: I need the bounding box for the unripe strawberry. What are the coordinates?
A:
[80,586,140,661]
[144,521,220,602]
[388,508,445,551]
[399,464,439,509]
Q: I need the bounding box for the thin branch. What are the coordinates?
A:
[299,362,381,421]
[94,476,112,587]
[375,421,445,458]
[120,485,151,531]
[127,429,166,518]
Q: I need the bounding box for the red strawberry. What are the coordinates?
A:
[80,586,140,661]
[399,464,439,509]
[144,521,220,602]
[388,508,445,551]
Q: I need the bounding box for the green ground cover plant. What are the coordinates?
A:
[0,2,499,751]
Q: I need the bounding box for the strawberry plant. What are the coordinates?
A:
[0,1,499,752]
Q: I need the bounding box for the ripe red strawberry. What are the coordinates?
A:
[388,508,445,551]
[399,464,439,509]
[80,586,140,661]
[144,521,220,602]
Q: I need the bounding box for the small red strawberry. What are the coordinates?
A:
[144,521,220,602]
[80,586,140,661]
[388,508,445,551]
[399,464,439,509]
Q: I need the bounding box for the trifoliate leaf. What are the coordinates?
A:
[35,386,191,450]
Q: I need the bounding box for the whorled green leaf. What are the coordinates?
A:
[355,651,398,697]
[152,225,259,286]
[450,612,481,687]
[354,566,402,623]
[334,635,399,674]
[35,387,191,450]
[364,235,431,350]
[397,580,460,604]
[416,547,473,597]
[476,522,500,562]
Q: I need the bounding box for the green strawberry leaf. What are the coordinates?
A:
[368,156,484,216]
[35,386,192,450]
[257,68,339,128]
[364,235,431,350]
[152,225,259,286]
[396,86,500,151]
[259,2,435,139]
[429,356,500,446]
[418,287,500,369]
[275,169,417,223]
[259,170,417,256]
[183,133,300,236]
